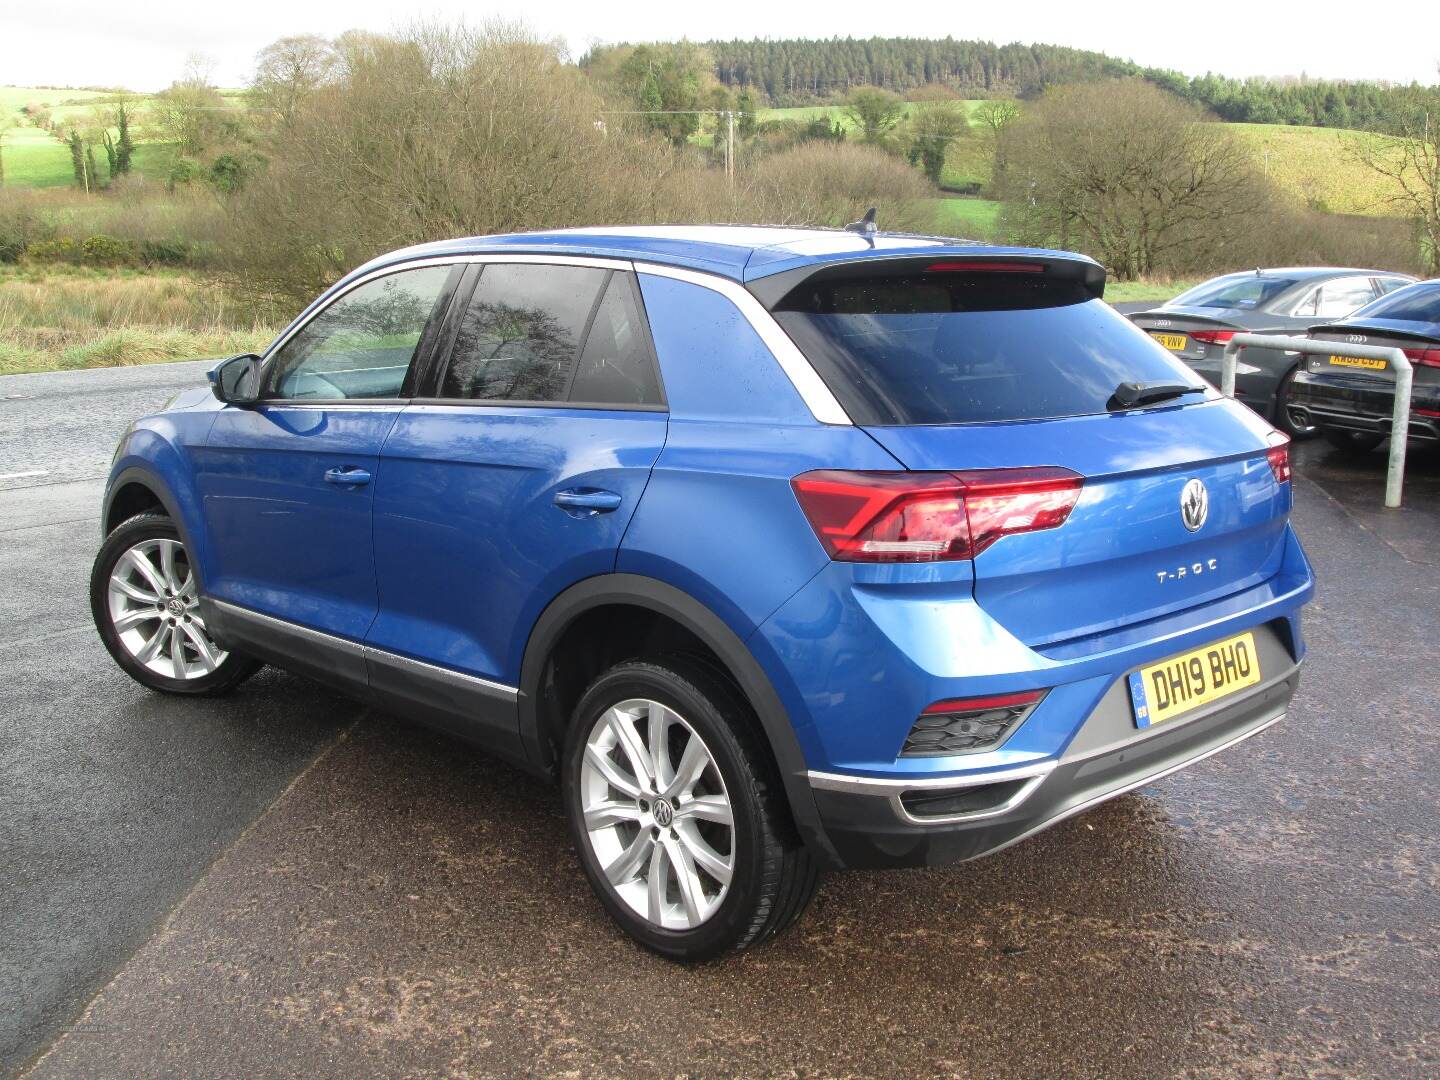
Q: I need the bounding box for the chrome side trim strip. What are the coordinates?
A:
[210,598,365,654]
[208,599,519,698]
[362,645,519,699]
[635,262,854,426]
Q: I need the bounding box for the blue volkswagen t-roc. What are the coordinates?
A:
[91,226,1315,960]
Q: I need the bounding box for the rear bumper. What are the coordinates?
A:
[809,655,1300,868]
[1289,373,1440,442]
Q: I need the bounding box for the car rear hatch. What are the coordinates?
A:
[767,256,1292,650]
[1306,322,1440,397]
[1128,307,1249,363]
[863,414,1289,648]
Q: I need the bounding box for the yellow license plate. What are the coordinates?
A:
[1328,355,1387,371]
[1152,333,1189,352]
[1128,631,1261,728]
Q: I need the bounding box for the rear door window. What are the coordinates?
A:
[772,270,1202,426]
[439,264,663,406]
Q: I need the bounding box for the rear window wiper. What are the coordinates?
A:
[1107,381,1207,412]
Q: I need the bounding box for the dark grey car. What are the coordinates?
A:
[1128,268,1414,436]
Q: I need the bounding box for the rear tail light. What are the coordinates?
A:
[1266,432,1291,484]
[1402,346,1440,368]
[1189,330,1238,345]
[791,468,1083,563]
[903,689,1047,756]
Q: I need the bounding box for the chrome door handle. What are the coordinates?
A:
[553,488,622,515]
[324,467,372,486]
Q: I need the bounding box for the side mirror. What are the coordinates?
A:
[210,353,262,406]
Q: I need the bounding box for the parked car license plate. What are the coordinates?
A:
[1328,355,1387,371]
[1151,332,1189,352]
[1127,631,1260,728]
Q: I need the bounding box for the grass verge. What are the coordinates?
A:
[0,266,277,376]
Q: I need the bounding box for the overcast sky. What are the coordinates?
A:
[4,0,1438,92]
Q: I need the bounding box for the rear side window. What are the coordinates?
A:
[440,264,662,406]
[773,271,1200,426]
[569,274,663,405]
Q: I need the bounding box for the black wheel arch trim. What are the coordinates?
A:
[101,467,209,589]
[518,573,841,867]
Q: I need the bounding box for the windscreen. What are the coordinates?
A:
[772,271,1201,425]
[1167,273,1300,310]
[1349,283,1440,323]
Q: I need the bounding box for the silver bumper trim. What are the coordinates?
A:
[806,707,1286,830]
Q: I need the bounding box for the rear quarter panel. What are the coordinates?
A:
[622,271,904,637]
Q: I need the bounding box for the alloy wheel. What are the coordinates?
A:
[579,697,736,931]
[106,537,227,679]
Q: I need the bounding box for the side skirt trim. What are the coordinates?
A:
[206,598,519,696]
[203,598,529,766]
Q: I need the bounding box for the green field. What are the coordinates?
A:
[924,196,1000,237]
[0,125,176,187]
[1,84,247,188]
[758,101,988,127]
[1228,122,1401,215]
[757,102,1410,218]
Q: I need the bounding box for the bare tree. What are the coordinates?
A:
[222,22,935,302]
[252,35,337,129]
[1349,88,1440,275]
[150,67,231,157]
[995,80,1262,280]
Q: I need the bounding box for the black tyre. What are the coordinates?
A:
[1274,367,1319,439]
[1321,428,1385,454]
[562,656,820,962]
[90,512,261,696]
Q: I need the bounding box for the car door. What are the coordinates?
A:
[195,262,461,651]
[366,259,667,748]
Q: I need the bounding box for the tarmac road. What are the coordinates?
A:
[0,361,355,1073]
[2,361,1436,1079]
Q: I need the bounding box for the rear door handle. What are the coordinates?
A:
[324,467,372,487]
[553,488,622,515]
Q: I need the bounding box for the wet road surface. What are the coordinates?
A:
[0,362,354,1073]
[2,362,1437,1078]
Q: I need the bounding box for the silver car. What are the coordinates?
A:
[1129,268,1414,436]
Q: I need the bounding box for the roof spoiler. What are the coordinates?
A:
[747,253,1107,309]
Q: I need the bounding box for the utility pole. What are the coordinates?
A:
[726,111,735,185]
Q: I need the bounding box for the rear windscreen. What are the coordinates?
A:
[772,272,1201,425]
[1166,273,1300,310]
[1350,284,1440,323]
